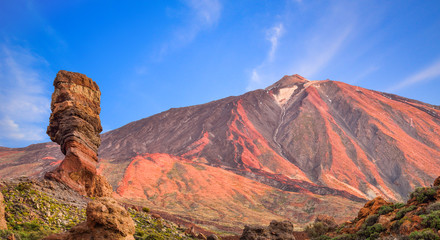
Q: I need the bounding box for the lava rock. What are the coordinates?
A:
[45,70,112,197]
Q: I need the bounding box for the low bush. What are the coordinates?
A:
[378,205,394,215]
[410,187,437,204]
[392,202,406,209]
[409,229,440,240]
[142,207,150,213]
[357,223,385,240]
[363,214,379,228]
[306,222,330,239]
[421,210,440,230]
[395,205,417,220]
[427,202,440,213]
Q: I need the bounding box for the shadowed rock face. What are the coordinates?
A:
[45,70,112,197]
[0,192,6,230]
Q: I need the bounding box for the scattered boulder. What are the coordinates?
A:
[434,176,440,187]
[45,70,112,197]
[0,191,7,230]
[207,234,220,240]
[240,220,295,240]
[357,197,389,220]
[44,197,135,240]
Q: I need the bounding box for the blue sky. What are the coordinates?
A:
[1,0,440,148]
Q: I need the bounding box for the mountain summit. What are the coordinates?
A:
[1,75,440,232]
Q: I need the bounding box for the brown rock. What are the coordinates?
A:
[434,176,440,187]
[43,197,135,240]
[45,70,112,197]
[197,233,207,240]
[357,197,389,219]
[207,234,220,240]
[0,192,7,230]
[399,215,422,235]
[47,70,102,154]
[240,220,296,240]
[315,215,337,230]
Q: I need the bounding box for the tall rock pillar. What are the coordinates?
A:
[45,70,112,197]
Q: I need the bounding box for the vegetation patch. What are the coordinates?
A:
[409,229,440,240]
[410,187,437,204]
[1,181,86,239]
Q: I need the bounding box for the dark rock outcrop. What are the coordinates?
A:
[45,70,112,197]
[0,191,6,230]
[240,220,296,240]
[44,197,135,240]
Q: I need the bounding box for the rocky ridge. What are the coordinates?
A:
[307,176,440,239]
[0,177,200,240]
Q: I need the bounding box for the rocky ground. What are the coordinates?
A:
[305,177,440,240]
[0,177,208,240]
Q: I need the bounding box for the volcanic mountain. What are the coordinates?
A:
[1,74,440,233]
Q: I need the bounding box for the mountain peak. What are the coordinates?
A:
[265,74,308,90]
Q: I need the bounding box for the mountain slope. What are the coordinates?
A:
[1,74,439,232]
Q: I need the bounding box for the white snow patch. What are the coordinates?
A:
[273,86,297,105]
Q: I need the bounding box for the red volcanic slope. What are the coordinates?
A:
[1,74,440,231]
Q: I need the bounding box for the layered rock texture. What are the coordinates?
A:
[45,70,112,197]
[45,197,135,240]
[1,74,440,232]
[0,191,6,230]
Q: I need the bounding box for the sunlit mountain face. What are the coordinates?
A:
[1,74,440,233]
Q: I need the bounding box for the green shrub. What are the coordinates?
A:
[357,223,385,240]
[0,230,15,240]
[395,205,417,220]
[142,207,150,213]
[378,205,394,215]
[421,210,440,230]
[306,222,330,239]
[427,202,440,213]
[409,229,440,240]
[410,187,437,204]
[392,202,406,209]
[363,214,379,228]
[332,234,357,240]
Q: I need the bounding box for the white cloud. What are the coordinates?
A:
[388,59,440,92]
[295,24,353,78]
[0,44,51,144]
[155,0,222,60]
[267,23,284,62]
[247,23,285,91]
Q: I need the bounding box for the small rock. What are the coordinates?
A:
[207,234,220,240]
[197,233,207,240]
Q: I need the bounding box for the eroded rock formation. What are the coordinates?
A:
[44,197,135,240]
[45,70,112,197]
[240,220,296,240]
[0,192,7,230]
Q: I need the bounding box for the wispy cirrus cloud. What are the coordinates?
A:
[0,43,51,146]
[157,0,222,59]
[387,59,440,92]
[267,23,284,62]
[294,24,353,78]
[247,23,285,90]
